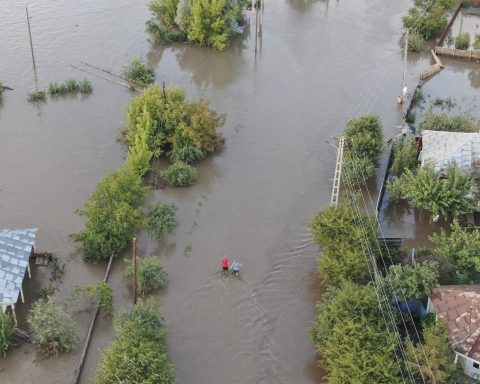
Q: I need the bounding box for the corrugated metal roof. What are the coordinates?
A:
[420,130,480,175]
[0,228,37,306]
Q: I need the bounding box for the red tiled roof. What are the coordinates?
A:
[430,285,480,360]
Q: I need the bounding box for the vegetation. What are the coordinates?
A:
[123,57,156,86]
[309,202,378,287]
[147,0,247,51]
[48,79,92,95]
[406,318,456,383]
[145,203,178,237]
[27,297,77,357]
[390,136,417,177]
[403,0,454,39]
[0,80,3,97]
[388,165,473,219]
[78,79,93,94]
[431,221,480,283]
[474,33,480,50]
[412,88,424,106]
[312,283,402,384]
[0,313,14,357]
[455,32,471,50]
[380,262,439,303]
[419,110,479,132]
[160,161,197,186]
[72,167,147,262]
[72,282,114,314]
[124,256,168,296]
[343,114,384,185]
[169,145,204,163]
[408,31,425,52]
[93,301,174,384]
[28,90,47,102]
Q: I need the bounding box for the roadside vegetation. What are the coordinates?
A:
[146,0,248,50]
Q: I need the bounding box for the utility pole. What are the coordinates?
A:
[255,1,259,55]
[132,237,137,305]
[398,29,409,104]
[26,7,36,69]
[162,81,166,100]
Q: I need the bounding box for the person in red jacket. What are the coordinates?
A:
[221,255,230,273]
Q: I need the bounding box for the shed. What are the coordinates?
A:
[0,228,37,325]
[419,130,480,176]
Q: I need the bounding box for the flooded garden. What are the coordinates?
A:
[1,0,480,383]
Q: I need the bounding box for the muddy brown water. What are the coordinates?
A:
[1,0,474,383]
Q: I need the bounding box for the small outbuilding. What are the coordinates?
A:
[427,285,480,379]
[0,228,37,325]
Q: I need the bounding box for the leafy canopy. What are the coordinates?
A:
[419,110,479,133]
[145,203,178,237]
[390,136,417,177]
[124,256,169,296]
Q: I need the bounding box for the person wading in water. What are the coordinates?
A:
[221,255,230,275]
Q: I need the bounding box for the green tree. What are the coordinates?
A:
[149,0,179,29]
[93,301,174,384]
[390,136,417,177]
[344,114,383,185]
[0,313,14,357]
[380,262,439,303]
[124,256,169,296]
[160,161,197,186]
[406,318,456,383]
[126,106,154,176]
[408,31,425,52]
[27,298,77,357]
[403,2,449,39]
[145,203,178,236]
[419,110,479,132]
[430,221,480,283]
[71,282,114,314]
[123,57,156,86]
[399,166,472,219]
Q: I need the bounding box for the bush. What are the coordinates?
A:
[72,282,114,314]
[28,90,47,102]
[72,167,148,262]
[419,110,479,132]
[145,203,178,236]
[160,161,197,187]
[403,2,450,39]
[408,31,425,52]
[169,145,204,163]
[386,176,406,202]
[390,136,417,177]
[412,88,424,106]
[146,19,187,44]
[474,34,480,50]
[65,79,80,93]
[78,79,93,94]
[343,114,383,185]
[0,313,14,357]
[27,298,77,357]
[93,301,174,384]
[123,57,156,86]
[455,32,471,50]
[124,256,168,296]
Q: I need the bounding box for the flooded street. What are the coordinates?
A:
[0,0,460,383]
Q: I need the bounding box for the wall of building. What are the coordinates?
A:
[457,353,480,379]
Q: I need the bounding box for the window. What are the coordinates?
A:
[473,362,479,369]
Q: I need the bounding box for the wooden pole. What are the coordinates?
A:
[12,305,17,327]
[162,81,167,100]
[132,237,137,305]
[26,7,36,69]
[255,5,259,54]
[401,29,409,95]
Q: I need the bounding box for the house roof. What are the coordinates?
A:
[430,285,480,360]
[0,228,37,307]
[420,130,480,175]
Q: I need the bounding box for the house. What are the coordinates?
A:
[427,285,480,379]
[419,130,480,176]
[0,228,37,325]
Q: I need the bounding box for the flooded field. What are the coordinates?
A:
[1,0,471,383]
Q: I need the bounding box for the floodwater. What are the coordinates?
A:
[0,0,460,383]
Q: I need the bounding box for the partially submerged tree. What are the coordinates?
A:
[390,136,418,177]
[71,282,114,314]
[145,203,178,237]
[419,110,479,133]
[124,256,168,296]
[403,0,454,39]
[123,57,156,86]
[27,298,77,358]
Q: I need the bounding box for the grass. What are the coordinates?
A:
[455,32,470,50]
[28,90,47,102]
[78,79,93,94]
[48,79,93,95]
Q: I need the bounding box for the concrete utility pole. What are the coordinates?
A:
[398,29,409,104]
[26,7,36,69]
[132,237,137,305]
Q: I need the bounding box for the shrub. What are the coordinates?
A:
[72,167,148,262]
[48,82,60,95]
[146,19,187,44]
[78,79,93,94]
[124,256,168,296]
[343,114,383,185]
[455,32,471,50]
[145,203,178,236]
[412,88,424,105]
[169,145,204,163]
[72,282,114,314]
[160,161,197,187]
[0,313,14,357]
[386,176,407,202]
[474,34,480,50]
[28,90,47,102]
[408,31,425,52]
[93,301,174,384]
[390,136,417,177]
[123,57,156,86]
[403,2,450,39]
[27,298,77,357]
[65,79,80,93]
[419,110,479,132]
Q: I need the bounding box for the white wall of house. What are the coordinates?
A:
[456,352,480,379]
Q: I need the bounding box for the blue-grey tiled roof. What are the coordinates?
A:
[0,228,37,306]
